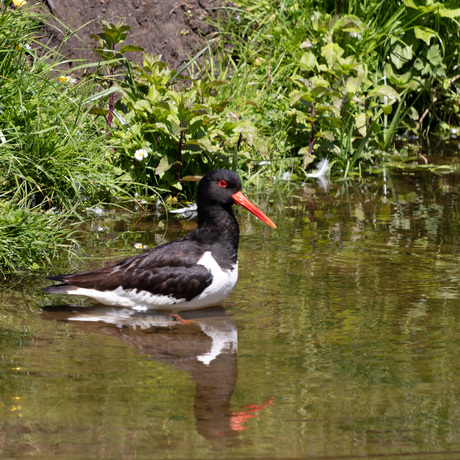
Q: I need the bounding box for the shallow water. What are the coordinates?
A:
[3,165,460,458]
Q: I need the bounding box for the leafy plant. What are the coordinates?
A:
[90,20,144,129]
[207,0,460,177]
[109,52,263,197]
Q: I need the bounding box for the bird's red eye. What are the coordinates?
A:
[218,180,227,188]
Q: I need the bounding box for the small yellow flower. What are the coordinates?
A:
[13,0,27,7]
[59,75,76,84]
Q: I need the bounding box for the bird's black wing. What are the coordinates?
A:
[45,239,213,301]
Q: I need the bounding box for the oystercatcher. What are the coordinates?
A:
[43,169,276,323]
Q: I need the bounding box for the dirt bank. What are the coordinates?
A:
[38,0,222,70]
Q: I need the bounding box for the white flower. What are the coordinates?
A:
[134,243,143,249]
[134,149,148,161]
[349,32,363,40]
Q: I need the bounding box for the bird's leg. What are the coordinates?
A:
[168,312,195,325]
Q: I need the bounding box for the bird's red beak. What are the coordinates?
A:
[232,191,277,229]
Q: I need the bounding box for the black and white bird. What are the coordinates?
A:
[43,169,276,323]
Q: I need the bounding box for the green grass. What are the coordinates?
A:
[0,4,135,273]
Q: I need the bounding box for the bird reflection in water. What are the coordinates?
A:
[41,305,273,439]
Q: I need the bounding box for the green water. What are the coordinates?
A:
[2,168,460,458]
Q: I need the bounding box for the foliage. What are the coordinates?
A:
[205,0,460,177]
[90,20,144,129]
[0,204,76,273]
[0,7,134,211]
[0,5,137,274]
[108,49,262,196]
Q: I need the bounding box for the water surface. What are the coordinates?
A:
[2,165,460,458]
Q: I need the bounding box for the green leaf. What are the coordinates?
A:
[184,137,214,152]
[289,90,310,105]
[147,85,160,104]
[390,45,413,69]
[298,148,315,168]
[427,44,443,66]
[133,99,151,112]
[355,112,367,137]
[155,156,173,177]
[414,26,437,45]
[233,121,258,146]
[120,45,145,53]
[367,85,400,102]
[84,86,121,104]
[438,6,460,17]
[88,107,109,116]
[321,43,344,68]
[299,51,318,71]
[201,80,227,97]
[382,105,393,115]
[346,76,362,95]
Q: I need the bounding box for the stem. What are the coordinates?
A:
[106,43,116,132]
[308,102,316,156]
[176,130,184,181]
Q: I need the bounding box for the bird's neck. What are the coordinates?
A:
[190,204,240,268]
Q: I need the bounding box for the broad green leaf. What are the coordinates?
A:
[88,107,109,116]
[414,26,437,45]
[333,15,365,33]
[155,156,173,177]
[130,123,141,136]
[184,137,214,152]
[321,43,344,68]
[367,85,400,101]
[300,51,318,71]
[147,85,160,103]
[318,130,335,141]
[427,44,443,66]
[133,99,151,112]
[290,90,309,105]
[298,148,315,168]
[310,76,330,87]
[355,112,367,137]
[154,122,176,138]
[408,107,419,120]
[234,121,258,146]
[403,0,421,9]
[382,105,393,115]
[438,6,460,17]
[390,45,413,69]
[346,76,362,95]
